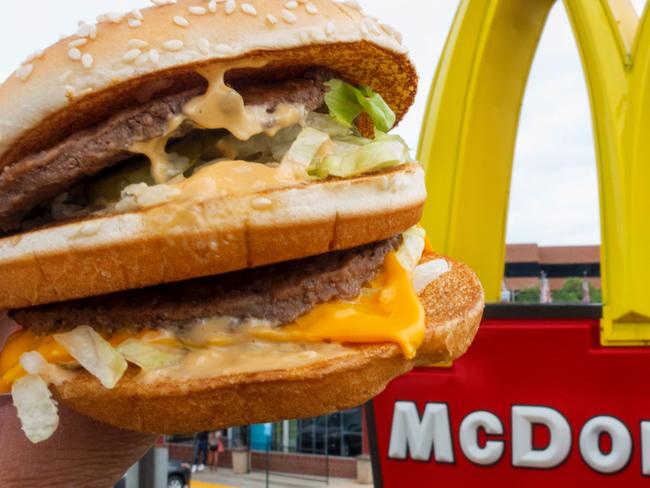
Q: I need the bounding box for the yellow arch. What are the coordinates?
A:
[418,0,554,302]
[419,0,650,345]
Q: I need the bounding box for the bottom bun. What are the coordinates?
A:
[54,252,484,433]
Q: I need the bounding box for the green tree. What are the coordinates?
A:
[552,277,602,304]
[591,286,602,303]
[515,286,540,303]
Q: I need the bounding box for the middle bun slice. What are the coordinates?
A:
[0,164,425,310]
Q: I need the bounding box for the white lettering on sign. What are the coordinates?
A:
[511,406,571,468]
[579,416,632,474]
[459,410,504,465]
[385,402,650,476]
[388,402,454,462]
[642,421,650,476]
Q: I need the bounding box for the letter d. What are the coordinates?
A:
[512,406,572,468]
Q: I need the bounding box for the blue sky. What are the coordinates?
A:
[0,1,646,245]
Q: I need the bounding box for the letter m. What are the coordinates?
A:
[388,401,454,462]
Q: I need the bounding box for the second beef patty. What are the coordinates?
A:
[11,236,401,334]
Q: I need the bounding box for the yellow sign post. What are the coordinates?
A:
[418,0,650,345]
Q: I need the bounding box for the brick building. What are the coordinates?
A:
[504,243,601,291]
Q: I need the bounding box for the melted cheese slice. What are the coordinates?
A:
[249,253,424,358]
[0,332,73,393]
[0,252,424,393]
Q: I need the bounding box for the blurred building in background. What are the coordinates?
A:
[168,407,366,481]
[504,243,601,303]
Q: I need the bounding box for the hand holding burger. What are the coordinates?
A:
[0,314,156,487]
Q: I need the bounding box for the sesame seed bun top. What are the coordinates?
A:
[0,0,417,170]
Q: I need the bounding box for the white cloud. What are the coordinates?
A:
[508,4,600,245]
[631,0,647,16]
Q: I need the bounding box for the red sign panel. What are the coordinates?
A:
[370,310,650,487]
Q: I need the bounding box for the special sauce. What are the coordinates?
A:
[128,60,306,188]
[139,341,353,384]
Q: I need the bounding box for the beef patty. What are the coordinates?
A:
[0,70,330,233]
[11,237,401,334]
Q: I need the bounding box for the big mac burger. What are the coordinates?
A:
[0,0,483,443]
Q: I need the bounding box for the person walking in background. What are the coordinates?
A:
[192,431,209,473]
[208,431,224,471]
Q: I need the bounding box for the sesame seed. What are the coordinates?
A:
[251,197,273,210]
[128,18,143,28]
[82,53,94,69]
[76,22,93,38]
[59,70,72,82]
[65,85,76,99]
[69,38,87,48]
[163,39,184,51]
[135,53,149,66]
[306,2,318,14]
[16,64,33,82]
[225,0,236,14]
[266,13,278,25]
[149,49,160,64]
[325,21,335,35]
[381,23,403,44]
[208,1,218,13]
[241,3,257,15]
[107,12,124,23]
[89,24,97,40]
[68,48,82,61]
[131,9,144,20]
[285,1,298,9]
[96,14,108,23]
[173,15,190,27]
[123,48,142,63]
[214,43,233,54]
[198,38,210,54]
[128,39,149,48]
[366,20,381,35]
[359,21,369,35]
[281,9,297,23]
[189,6,207,15]
[299,31,310,43]
[151,0,176,5]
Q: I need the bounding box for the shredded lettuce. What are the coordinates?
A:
[281,128,330,167]
[54,326,127,389]
[308,140,409,179]
[117,339,185,370]
[325,79,396,132]
[413,259,451,294]
[12,375,59,444]
[396,227,426,272]
[305,112,353,137]
[20,351,76,386]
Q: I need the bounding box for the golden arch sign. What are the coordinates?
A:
[418,0,648,346]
